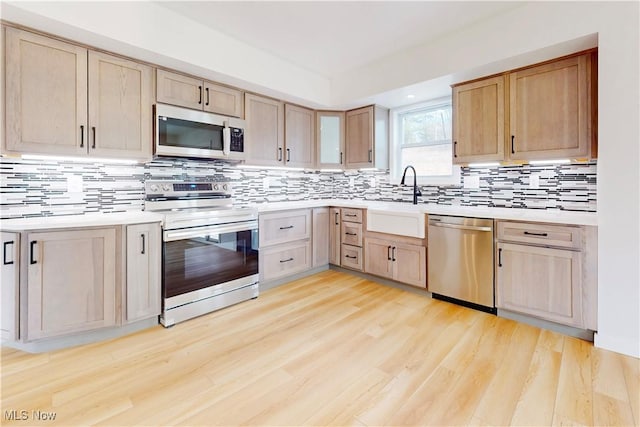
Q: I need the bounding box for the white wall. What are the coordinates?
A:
[332,1,640,358]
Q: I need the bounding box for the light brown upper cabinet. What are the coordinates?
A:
[345,105,388,169]
[316,111,345,169]
[4,28,153,161]
[452,75,505,163]
[156,69,243,118]
[285,104,315,168]
[451,51,596,164]
[245,93,285,166]
[509,54,594,160]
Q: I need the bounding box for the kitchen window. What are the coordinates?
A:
[390,97,460,185]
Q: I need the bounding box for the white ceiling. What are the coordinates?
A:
[157,1,523,79]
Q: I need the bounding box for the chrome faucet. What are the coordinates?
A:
[400,165,422,205]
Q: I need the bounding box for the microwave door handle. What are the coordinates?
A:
[222,121,231,156]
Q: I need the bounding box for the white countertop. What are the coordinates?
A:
[0,200,597,231]
[0,211,165,231]
[251,199,598,226]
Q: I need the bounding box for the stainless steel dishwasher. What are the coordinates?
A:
[428,215,495,313]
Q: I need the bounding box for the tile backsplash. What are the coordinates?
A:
[0,157,596,219]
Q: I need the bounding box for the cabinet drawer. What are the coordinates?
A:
[342,244,363,271]
[259,210,311,247]
[341,208,363,223]
[342,222,363,247]
[260,241,311,282]
[497,221,582,249]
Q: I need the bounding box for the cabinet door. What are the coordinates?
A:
[345,106,374,169]
[285,104,315,168]
[317,111,345,169]
[329,208,341,265]
[1,232,20,341]
[312,208,329,268]
[25,228,117,340]
[125,223,161,323]
[496,242,583,327]
[452,75,505,163]
[88,51,153,161]
[245,93,285,166]
[156,69,204,110]
[204,81,243,117]
[4,28,87,156]
[509,54,592,160]
[394,242,427,288]
[364,238,393,280]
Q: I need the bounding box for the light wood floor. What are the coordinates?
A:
[2,270,638,426]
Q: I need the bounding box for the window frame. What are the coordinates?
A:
[389,97,461,186]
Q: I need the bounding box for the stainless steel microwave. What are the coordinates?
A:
[154,103,245,161]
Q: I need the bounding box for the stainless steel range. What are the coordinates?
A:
[144,180,259,327]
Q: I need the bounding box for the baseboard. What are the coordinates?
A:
[498,309,594,342]
[260,265,330,291]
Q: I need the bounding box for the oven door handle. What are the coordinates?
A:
[163,220,258,241]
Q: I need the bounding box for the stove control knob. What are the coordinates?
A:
[162,184,171,192]
[149,184,159,193]
[223,184,229,191]
[213,184,220,191]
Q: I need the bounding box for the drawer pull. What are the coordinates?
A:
[344,213,357,217]
[524,231,548,237]
[345,232,357,236]
[345,255,357,259]
[279,225,294,230]
[279,257,294,263]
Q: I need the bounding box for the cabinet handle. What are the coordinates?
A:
[205,87,210,106]
[92,126,96,149]
[368,149,372,163]
[80,125,84,148]
[391,246,396,261]
[278,147,283,161]
[279,225,294,230]
[344,213,357,217]
[198,85,202,104]
[334,212,339,225]
[453,141,457,158]
[511,135,515,154]
[345,255,357,259]
[286,148,291,162]
[30,240,37,265]
[3,241,14,265]
[340,152,343,164]
[280,257,294,263]
[141,234,146,255]
[345,232,357,236]
[498,248,503,267]
[524,231,548,237]
[387,245,392,261]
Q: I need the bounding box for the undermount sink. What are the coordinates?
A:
[366,209,426,238]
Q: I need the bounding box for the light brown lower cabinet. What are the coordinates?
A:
[125,223,161,323]
[1,232,19,341]
[496,242,583,327]
[25,228,117,341]
[329,208,341,265]
[260,241,311,282]
[364,237,427,288]
[312,208,329,268]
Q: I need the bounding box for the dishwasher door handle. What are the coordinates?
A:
[429,222,493,232]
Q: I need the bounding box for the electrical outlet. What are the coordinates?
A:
[463,175,480,189]
[66,175,83,193]
[263,177,270,190]
[369,177,376,187]
[349,177,355,188]
[529,174,540,189]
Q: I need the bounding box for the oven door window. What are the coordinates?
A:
[159,117,224,151]
[164,229,258,298]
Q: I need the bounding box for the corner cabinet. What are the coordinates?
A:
[312,208,330,268]
[452,75,505,163]
[1,232,20,341]
[451,51,596,164]
[329,207,341,265]
[245,93,285,166]
[345,106,389,169]
[4,27,154,161]
[285,104,315,168]
[125,223,161,323]
[156,69,244,118]
[24,228,117,341]
[317,111,345,169]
